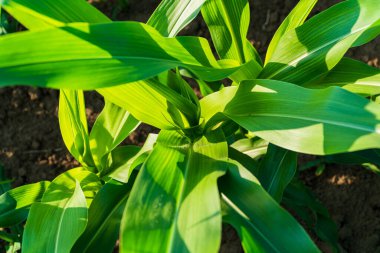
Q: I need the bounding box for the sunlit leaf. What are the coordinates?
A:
[260,0,380,84]
[266,0,317,63]
[89,101,139,170]
[202,79,380,155]
[0,181,50,227]
[59,89,94,167]
[120,130,228,253]
[306,58,380,96]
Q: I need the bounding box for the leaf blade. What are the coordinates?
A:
[120,130,228,253]
[261,0,380,84]
[220,160,319,253]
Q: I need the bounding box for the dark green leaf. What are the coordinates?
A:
[220,160,319,253]
[72,174,137,253]
[257,144,297,202]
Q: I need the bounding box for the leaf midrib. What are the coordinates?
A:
[230,113,377,134]
[54,187,77,253]
[218,0,245,63]
[166,145,193,253]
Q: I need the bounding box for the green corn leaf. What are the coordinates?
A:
[283,180,339,253]
[23,181,87,253]
[120,130,228,253]
[148,0,206,37]
[157,70,200,118]
[89,101,139,170]
[0,181,50,227]
[0,22,239,90]
[266,0,317,63]
[59,89,94,168]
[306,58,380,96]
[98,79,197,130]
[230,137,268,159]
[22,168,101,253]
[72,174,136,253]
[202,79,380,155]
[256,144,297,202]
[352,18,380,47]
[98,0,208,130]
[201,0,261,65]
[228,147,259,175]
[1,0,109,30]
[220,160,319,253]
[105,134,158,182]
[260,0,380,84]
[323,149,380,169]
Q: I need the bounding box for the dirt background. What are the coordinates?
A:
[1,0,380,252]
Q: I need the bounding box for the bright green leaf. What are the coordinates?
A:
[306,58,380,96]
[148,0,206,37]
[106,134,158,183]
[0,22,239,90]
[266,0,317,63]
[23,180,88,253]
[89,101,139,170]
[0,181,50,227]
[201,0,261,65]
[120,130,228,253]
[260,0,380,84]
[1,0,109,30]
[202,79,380,155]
[59,89,94,168]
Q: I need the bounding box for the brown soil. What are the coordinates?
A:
[0,0,379,252]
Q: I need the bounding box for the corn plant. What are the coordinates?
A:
[0,0,380,252]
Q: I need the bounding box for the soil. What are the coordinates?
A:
[1,0,380,252]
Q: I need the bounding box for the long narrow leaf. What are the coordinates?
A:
[59,89,94,167]
[257,144,297,202]
[0,22,239,89]
[98,79,197,130]
[306,57,380,96]
[72,174,137,253]
[220,160,319,253]
[22,168,101,252]
[89,101,139,170]
[148,0,206,37]
[1,0,109,30]
[120,130,228,253]
[201,0,260,65]
[202,79,380,155]
[260,0,380,84]
[266,0,317,63]
[23,181,87,253]
[0,181,50,227]
[105,134,158,182]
